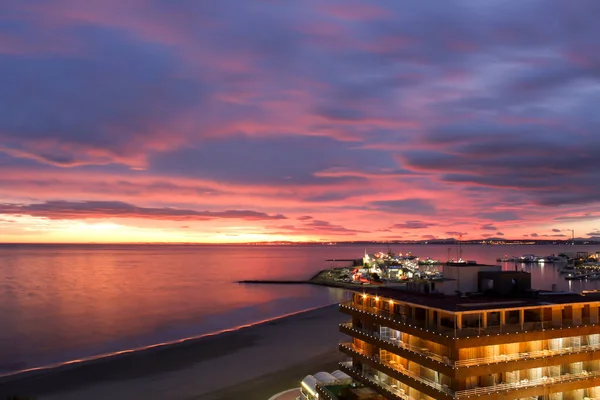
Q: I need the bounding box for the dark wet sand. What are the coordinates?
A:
[0,304,347,400]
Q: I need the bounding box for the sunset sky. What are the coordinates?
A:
[1,1,600,243]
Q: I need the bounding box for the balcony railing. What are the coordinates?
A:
[340,302,453,338]
[455,369,600,398]
[455,341,600,367]
[342,322,600,368]
[340,343,454,396]
[340,323,454,367]
[342,343,600,398]
[339,360,415,400]
[341,301,599,339]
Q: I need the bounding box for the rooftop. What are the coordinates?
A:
[352,286,600,312]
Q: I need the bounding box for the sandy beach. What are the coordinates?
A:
[0,304,347,400]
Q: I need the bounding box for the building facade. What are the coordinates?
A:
[324,269,600,400]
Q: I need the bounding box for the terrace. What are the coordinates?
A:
[341,322,600,368]
[341,299,600,340]
[341,350,600,400]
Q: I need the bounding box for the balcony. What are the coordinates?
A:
[340,302,454,342]
[341,343,600,399]
[342,322,600,369]
[341,301,600,340]
[455,369,600,399]
[340,322,453,368]
[455,341,600,367]
[339,343,454,398]
[338,360,415,400]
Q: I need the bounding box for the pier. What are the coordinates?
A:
[237,280,309,284]
[565,271,600,280]
[325,258,362,266]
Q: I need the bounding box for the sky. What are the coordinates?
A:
[1,0,600,243]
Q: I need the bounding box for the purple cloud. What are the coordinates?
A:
[0,201,286,221]
[474,211,521,222]
[369,199,436,214]
[391,220,436,229]
[480,224,498,231]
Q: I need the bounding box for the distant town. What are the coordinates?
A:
[4,238,600,246]
[245,237,600,245]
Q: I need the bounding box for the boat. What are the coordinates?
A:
[519,254,541,263]
[558,265,575,274]
[496,255,518,262]
[580,261,600,268]
[418,258,440,265]
[565,273,584,280]
[545,254,567,263]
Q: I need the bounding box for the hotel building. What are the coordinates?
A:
[317,262,600,400]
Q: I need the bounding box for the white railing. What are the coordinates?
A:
[455,342,600,366]
[340,344,454,396]
[341,322,600,368]
[339,361,416,400]
[341,301,598,339]
[455,370,600,398]
[339,303,453,338]
[342,343,600,398]
[340,323,453,367]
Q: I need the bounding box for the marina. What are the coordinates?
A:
[240,248,600,290]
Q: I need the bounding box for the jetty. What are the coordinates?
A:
[239,269,336,286]
[565,271,600,280]
[237,280,309,284]
[238,267,388,290]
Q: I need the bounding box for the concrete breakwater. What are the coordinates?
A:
[237,280,310,284]
[237,267,376,290]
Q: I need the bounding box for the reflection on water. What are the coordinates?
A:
[0,243,598,374]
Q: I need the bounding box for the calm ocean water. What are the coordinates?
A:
[0,243,599,376]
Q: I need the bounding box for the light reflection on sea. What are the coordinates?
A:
[0,243,598,375]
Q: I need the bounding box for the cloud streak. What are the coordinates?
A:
[0,201,286,221]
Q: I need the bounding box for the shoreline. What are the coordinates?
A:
[0,303,347,399]
[0,302,340,382]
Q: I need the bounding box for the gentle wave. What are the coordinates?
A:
[0,302,339,381]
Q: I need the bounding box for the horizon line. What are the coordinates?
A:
[1,239,599,246]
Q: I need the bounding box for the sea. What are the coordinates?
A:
[0,243,599,377]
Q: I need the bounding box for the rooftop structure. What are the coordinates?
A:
[300,370,353,400]
[320,265,600,400]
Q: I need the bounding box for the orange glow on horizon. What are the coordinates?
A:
[1,212,598,244]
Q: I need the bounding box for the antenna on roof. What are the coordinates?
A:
[456,234,463,261]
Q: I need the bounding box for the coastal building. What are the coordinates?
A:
[317,262,600,400]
